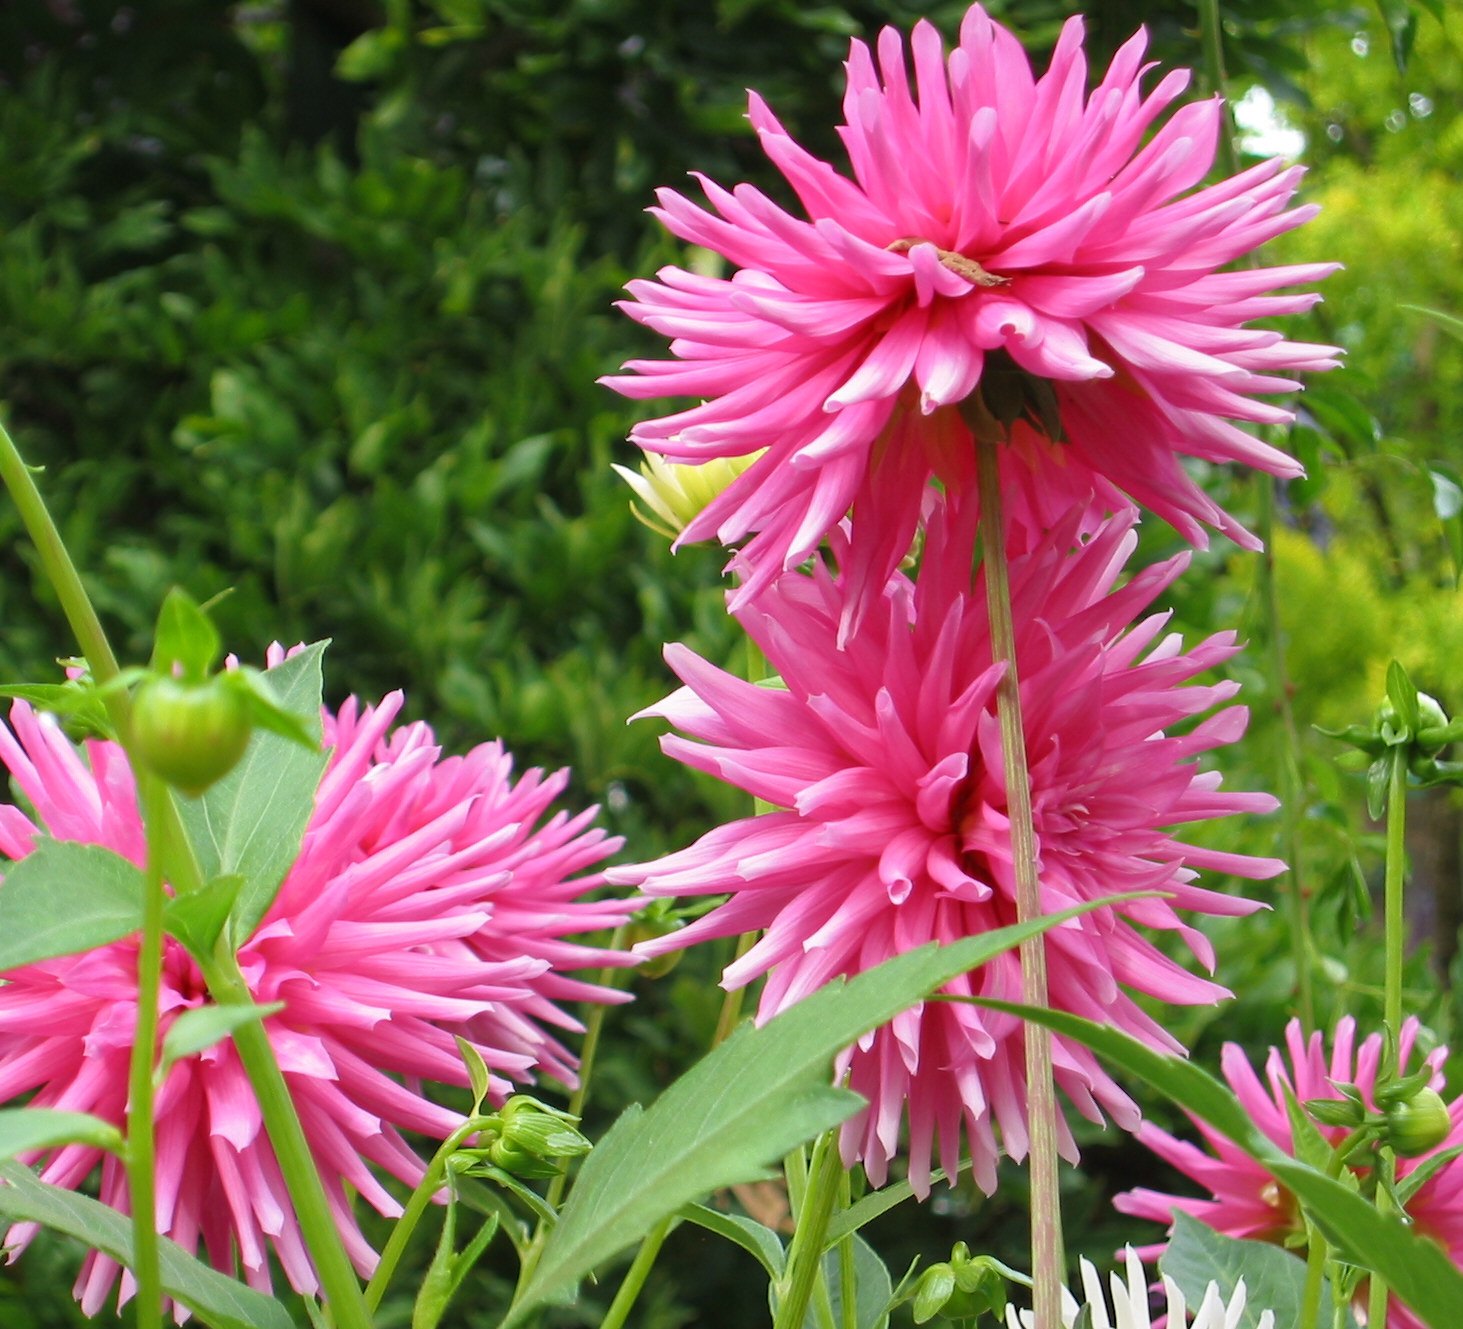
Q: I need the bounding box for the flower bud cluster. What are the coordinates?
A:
[458,1096,592,1181]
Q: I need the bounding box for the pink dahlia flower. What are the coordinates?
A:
[1115,1017,1463,1329]
[612,496,1281,1195]
[604,6,1340,615]
[0,675,631,1312]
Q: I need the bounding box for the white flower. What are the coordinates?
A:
[1005,1247,1275,1329]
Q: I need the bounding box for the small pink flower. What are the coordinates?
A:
[0,676,631,1312]
[604,6,1339,619]
[611,496,1280,1195]
[1115,1017,1463,1329]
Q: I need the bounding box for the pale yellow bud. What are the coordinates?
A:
[611,452,764,540]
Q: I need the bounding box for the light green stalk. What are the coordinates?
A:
[975,432,1064,1326]
[774,1129,843,1329]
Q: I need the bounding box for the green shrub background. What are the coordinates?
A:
[0,0,1460,1323]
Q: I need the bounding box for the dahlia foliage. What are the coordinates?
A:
[605,5,1340,615]
[0,675,630,1308]
[616,495,1280,1193]
[1116,1018,1463,1329]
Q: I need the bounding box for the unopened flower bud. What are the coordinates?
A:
[486,1096,591,1178]
[131,675,253,797]
[612,452,763,540]
[1383,1086,1452,1158]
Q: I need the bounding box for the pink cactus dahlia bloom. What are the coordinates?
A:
[612,496,1281,1195]
[0,674,631,1311]
[604,6,1340,615]
[1115,1017,1463,1329]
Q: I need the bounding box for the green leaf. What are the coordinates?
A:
[969,1000,1463,1329]
[1402,304,1463,344]
[151,588,221,683]
[162,874,244,960]
[0,839,143,969]
[1373,0,1417,70]
[0,1108,124,1160]
[1386,661,1420,736]
[800,1231,890,1329]
[507,899,1130,1323]
[1367,755,1393,822]
[0,680,116,740]
[456,1036,491,1116]
[822,1160,964,1249]
[160,1001,284,1074]
[911,1265,956,1324]
[1281,1083,1333,1174]
[174,643,328,943]
[1162,1213,1358,1329]
[680,1203,786,1277]
[224,667,317,749]
[1396,1144,1463,1205]
[0,1160,295,1329]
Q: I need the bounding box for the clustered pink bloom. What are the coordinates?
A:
[0,674,630,1312]
[1115,1017,1463,1329]
[604,6,1339,617]
[614,496,1281,1195]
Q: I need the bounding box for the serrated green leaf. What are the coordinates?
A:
[174,643,328,943]
[151,588,220,683]
[0,1108,124,1160]
[0,839,143,969]
[0,1160,294,1329]
[160,1001,284,1074]
[680,1203,785,1277]
[508,899,1131,1323]
[1162,1213,1358,1329]
[970,1000,1463,1329]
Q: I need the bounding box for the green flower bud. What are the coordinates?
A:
[1383,1086,1452,1158]
[131,675,253,797]
[486,1096,591,1178]
[911,1264,957,1324]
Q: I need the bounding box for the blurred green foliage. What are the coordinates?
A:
[0,0,1459,1324]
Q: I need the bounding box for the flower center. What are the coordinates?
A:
[886,237,1009,288]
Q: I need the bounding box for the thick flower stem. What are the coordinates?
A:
[975,432,1064,1327]
[774,1129,843,1329]
[128,775,172,1329]
[195,950,374,1329]
[1300,1227,1328,1329]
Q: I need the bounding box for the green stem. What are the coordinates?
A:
[127,775,172,1329]
[1384,749,1408,1051]
[0,416,121,690]
[774,1131,843,1329]
[599,1215,673,1329]
[975,432,1064,1325]
[195,950,373,1329]
[1197,0,1240,176]
[1369,1163,1394,1329]
[519,925,631,1290]
[365,1116,488,1312]
[1300,1227,1328,1329]
[712,932,760,1046]
[837,1170,857,1329]
[1257,478,1315,1032]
